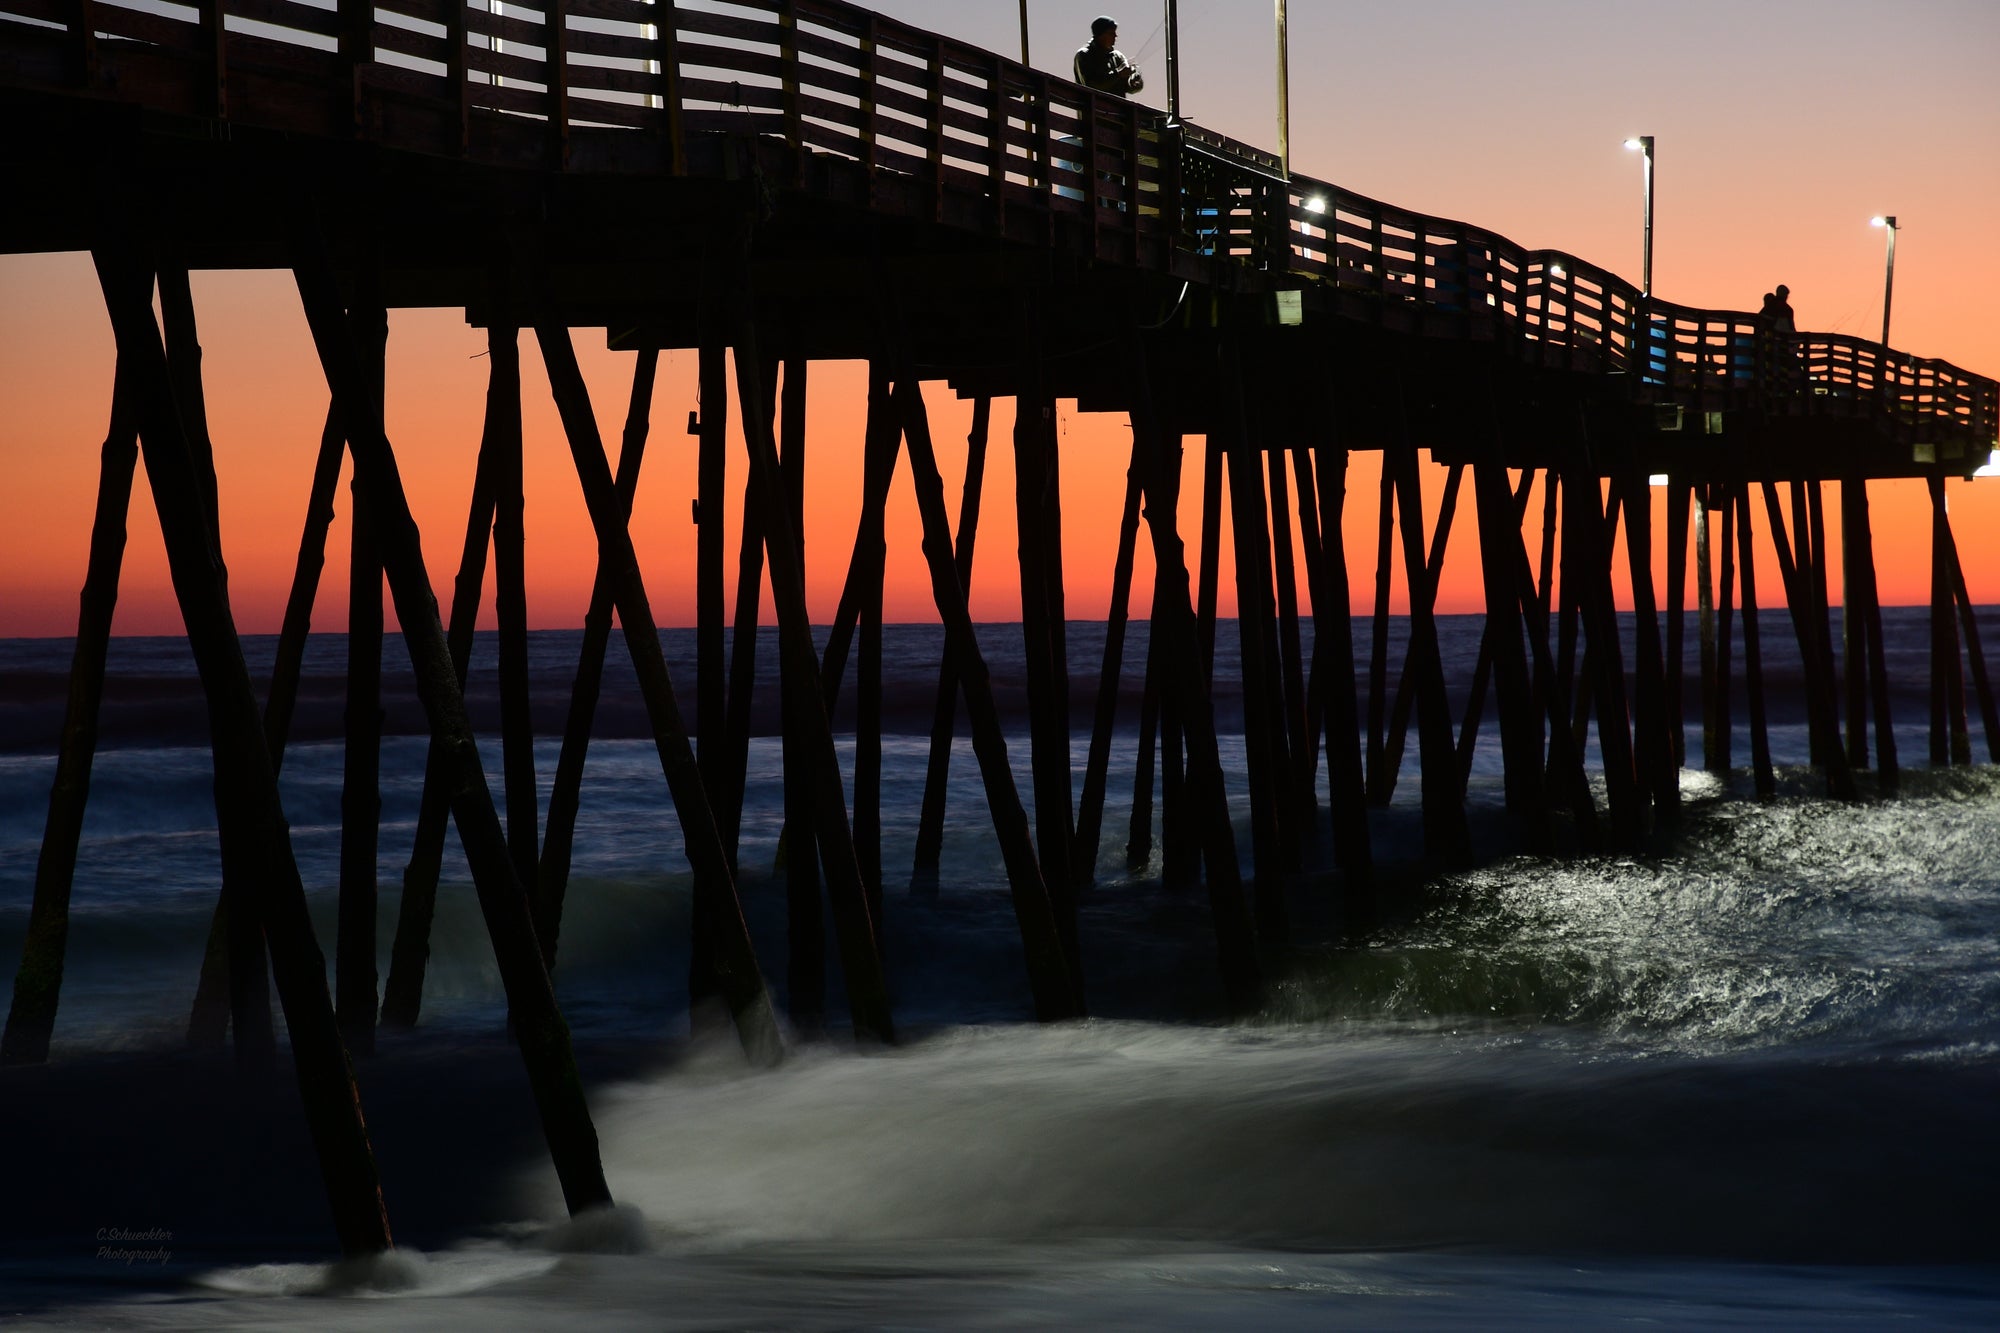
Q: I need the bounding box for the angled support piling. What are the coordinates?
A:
[721,312,892,1042]
[532,324,784,1066]
[1128,341,1261,1008]
[891,373,1081,1019]
[1075,427,1146,888]
[337,297,387,1057]
[910,397,990,895]
[1012,375,1079,963]
[536,349,659,967]
[159,265,275,1068]
[97,242,391,1255]
[379,406,496,1029]
[1308,441,1375,891]
[490,327,540,905]
[1734,486,1775,799]
[294,243,615,1216]
[2,360,140,1066]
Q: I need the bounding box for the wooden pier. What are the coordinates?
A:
[2,0,1996,1256]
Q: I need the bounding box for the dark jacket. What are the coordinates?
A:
[1073,43,1136,96]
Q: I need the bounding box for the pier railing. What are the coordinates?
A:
[4,0,1993,451]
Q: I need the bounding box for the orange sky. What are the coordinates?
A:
[3,0,1997,638]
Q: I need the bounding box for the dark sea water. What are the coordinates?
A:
[2,612,1998,1328]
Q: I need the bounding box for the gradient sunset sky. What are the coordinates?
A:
[2,0,1996,638]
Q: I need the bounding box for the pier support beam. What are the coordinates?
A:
[99,245,392,1254]
[534,324,785,1064]
[892,374,1082,1019]
[719,310,892,1041]
[1308,441,1374,895]
[1387,441,1470,861]
[491,327,539,913]
[1076,427,1146,888]
[1129,340,1261,1009]
[1013,377,1079,963]
[910,398,990,895]
[535,349,659,967]
[297,246,617,1216]
[337,298,387,1057]
[380,413,495,1029]
[2,362,139,1067]
[1734,486,1775,799]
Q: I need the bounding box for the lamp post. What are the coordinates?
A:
[1870,215,1898,346]
[1275,0,1290,176]
[1623,135,1655,297]
[1165,0,1180,120]
[1017,0,1029,66]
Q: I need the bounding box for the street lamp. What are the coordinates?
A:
[1624,136,1654,297]
[1869,215,1898,346]
[1275,0,1291,177]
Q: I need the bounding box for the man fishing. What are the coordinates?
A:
[1073,15,1143,96]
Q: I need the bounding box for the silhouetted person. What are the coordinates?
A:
[1760,285,1796,335]
[1758,284,1802,390]
[1074,16,1143,96]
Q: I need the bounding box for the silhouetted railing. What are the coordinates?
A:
[2,0,1993,448]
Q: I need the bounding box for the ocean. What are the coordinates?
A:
[2,611,1997,1328]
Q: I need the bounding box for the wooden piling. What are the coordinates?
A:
[159,265,276,1067]
[1224,428,1293,934]
[770,352,827,1030]
[1,360,139,1067]
[1665,480,1691,770]
[1013,382,1079,960]
[379,416,495,1029]
[891,373,1081,1019]
[909,397,989,895]
[535,349,659,967]
[1128,589,1163,875]
[297,247,618,1216]
[1619,470,1679,820]
[851,361,901,913]
[1288,444,1328,811]
[531,324,784,1066]
[1944,516,2000,764]
[1127,341,1261,1007]
[98,244,392,1255]
[1839,479,1871,772]
[1266,442,1312,838]
[262,404,346,770]
[1197,436,1224,683]
[1714,483,1738,776]
[721,312,895,1041]
[1364,459,1395,797]
[337,299,387,1058]
[695,329,728,797]
[1076,427,1146,888]
[1696,489,1720,772]
[1841,477,1898,787]
[1759,480,1856,798]
[1374,463,1464,807]
[1734,486,1775,799]
[490,327,539,904]
[1386,441,1470,861]
[1471,457,1550,844]
[1928,477,1973,766]
[1308,443,1374,886]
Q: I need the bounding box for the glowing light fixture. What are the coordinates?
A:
[1305,196,1327,213]
[1869,215,1898,346]
[1624,135,1655,296]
